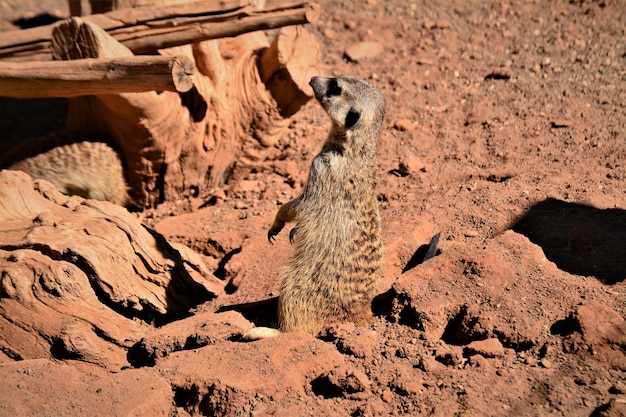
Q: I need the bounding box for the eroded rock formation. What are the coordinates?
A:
[0,170,223,370]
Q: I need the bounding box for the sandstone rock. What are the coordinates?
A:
[568,304,626,348]
[465,338,505,358]
[0,170,223,370]
[393,118,415,132]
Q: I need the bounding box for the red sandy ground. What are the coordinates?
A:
[1,0,625,416]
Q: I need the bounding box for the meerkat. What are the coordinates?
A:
[244,75,386,340]
[1,131,129,206]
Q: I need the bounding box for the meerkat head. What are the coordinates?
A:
[309,76,386,144]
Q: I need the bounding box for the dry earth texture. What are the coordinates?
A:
[0,0,625,416]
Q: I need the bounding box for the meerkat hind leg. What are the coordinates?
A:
[241,326,282,342]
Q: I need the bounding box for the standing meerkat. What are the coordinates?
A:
[1,131,129,206]
[245,75,386,340]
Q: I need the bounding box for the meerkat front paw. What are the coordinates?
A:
[268,221,285,245]
[289,226,299,244]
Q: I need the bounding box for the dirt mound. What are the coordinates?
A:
[1,0,625,416]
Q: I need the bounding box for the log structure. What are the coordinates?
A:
[43,9,321,208]
[0,55,195,98]
[0,0,320,62]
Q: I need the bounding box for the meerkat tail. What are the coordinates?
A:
[241,326,282,342]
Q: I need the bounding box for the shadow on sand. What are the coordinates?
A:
[511,198,625,285]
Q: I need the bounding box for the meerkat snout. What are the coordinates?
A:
[309,77,342,104]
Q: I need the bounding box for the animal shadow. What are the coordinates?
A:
[511,198,625,284]
[217,297,279,328]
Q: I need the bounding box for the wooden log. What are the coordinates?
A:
[259,25,320,118]
[53,17,175,207]
[0,55,195,98]
[0,1,320,62]
[44,14,322,208]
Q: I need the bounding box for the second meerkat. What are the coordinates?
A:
[256,75,386,337]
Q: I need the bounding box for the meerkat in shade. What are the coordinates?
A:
[1,131,129,206]
[244,75,386,340]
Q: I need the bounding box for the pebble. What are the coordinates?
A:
[393,119,415,132]
[540,358,552,369]
[381,388,393,403]
[344,41,383,62]
[465,338,505,358]
[551,119,573,128]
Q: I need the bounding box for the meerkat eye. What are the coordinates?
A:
[345,108,360,128]
[327,79,342,97]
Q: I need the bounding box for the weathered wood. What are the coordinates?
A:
[0,1,320,62]
[0,169,223,370]
[43,14,322,208]
[259,25,320,117]
[0,55,195,98]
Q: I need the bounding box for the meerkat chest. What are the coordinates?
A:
[307,151,374,203]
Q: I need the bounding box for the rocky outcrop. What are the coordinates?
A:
[0,169,223,370]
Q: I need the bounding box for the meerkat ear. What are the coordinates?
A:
[345,108,360,128]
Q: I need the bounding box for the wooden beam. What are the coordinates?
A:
[0,1,320,62]
[0,55,195,98]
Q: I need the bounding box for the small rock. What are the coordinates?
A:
[327,366,371,396]
[344,20,358,30]
[344,41,383,62]
[468,354,490,368]
[539,358,552,369]
[465,338,505,358]
[393,119,415,132]
[391,373,422,396]
[435,19,451,29]
[435,345,465,367]
[551,119,573,128]
[398,152,423,175]
[323,28,336,39]
[273,159,301,182]
[381,388,393,403]
[572,304,626,347]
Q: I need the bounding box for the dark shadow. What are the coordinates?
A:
[12,13,62,29]
[550,316,581,337]
[0,97,68,157]
[144,226,218,325]
[484,71,511,81]
[371,288,395,317]
[216,297,279,328]
[310,375,345,399]
[401,232,442,274]
[179,86,208,123]
[510,198,625,284]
